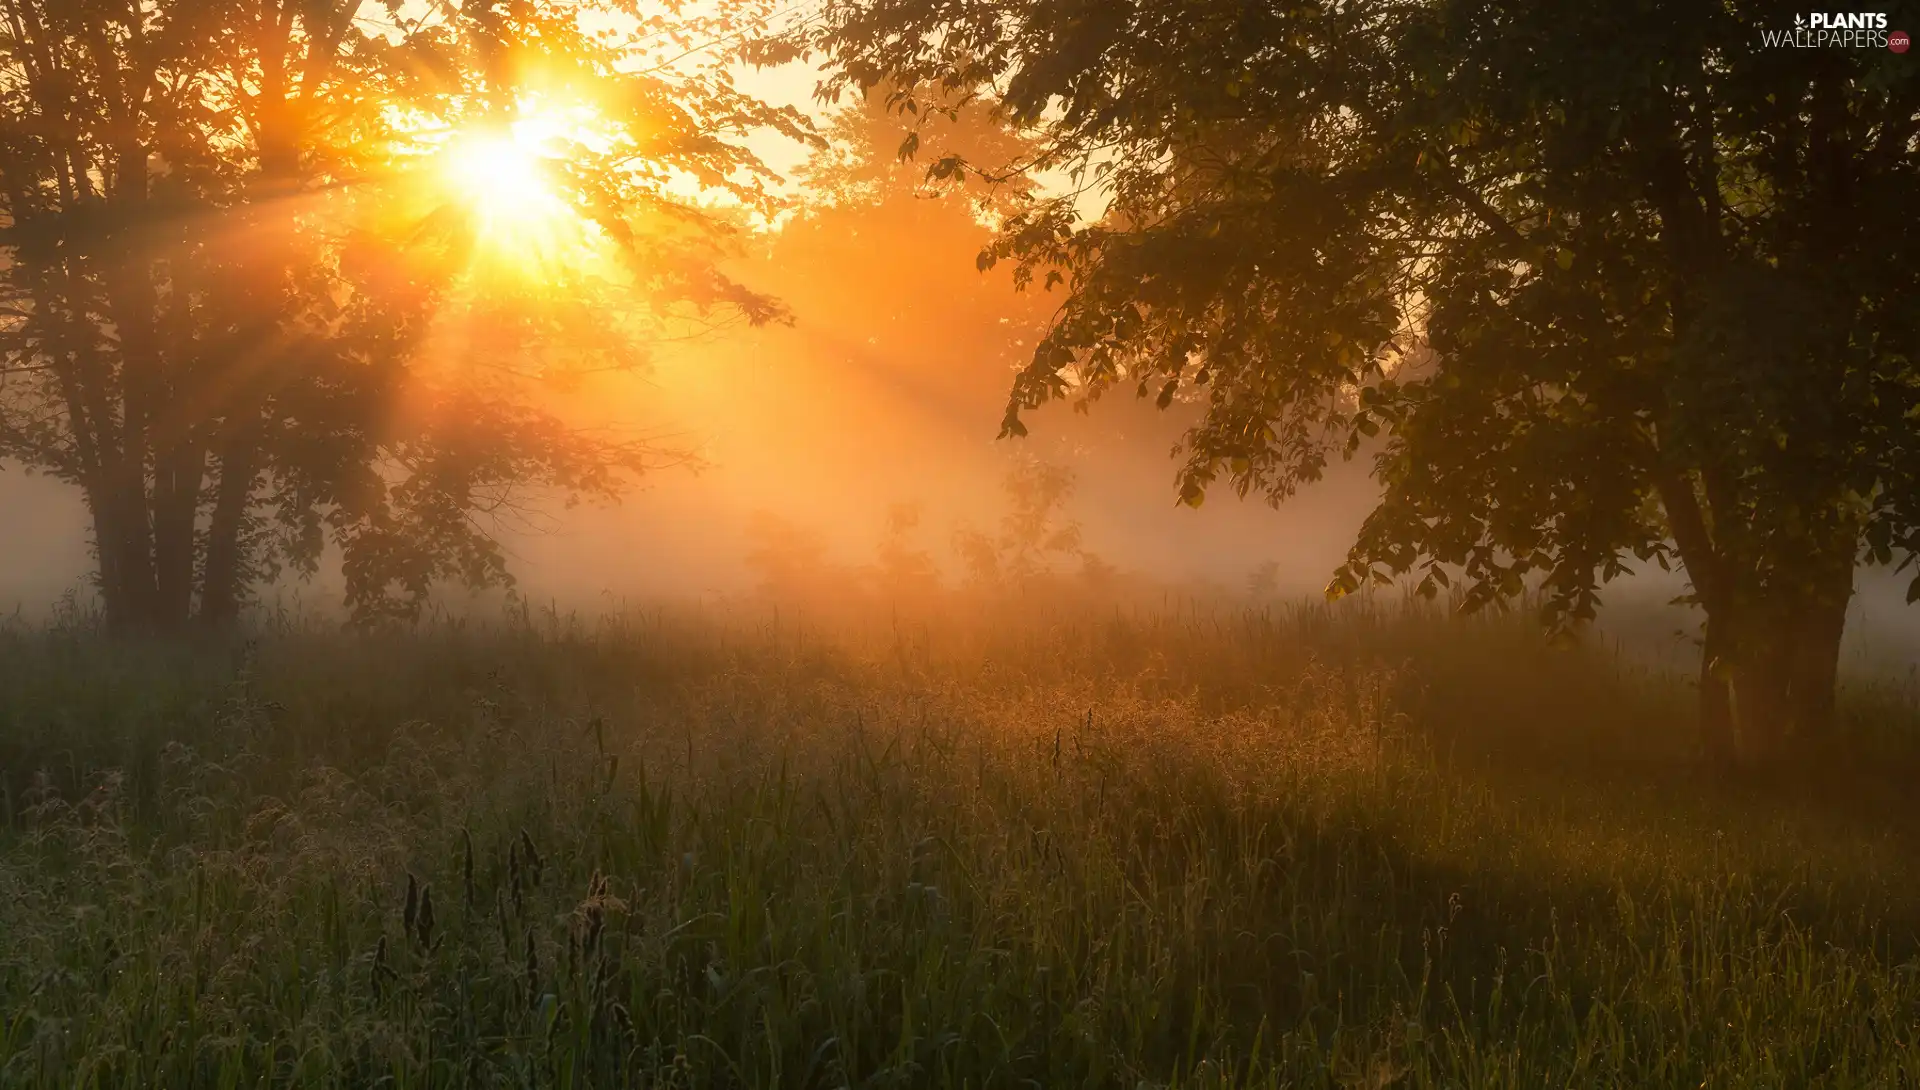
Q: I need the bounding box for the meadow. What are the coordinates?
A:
[2,598,1919,1088]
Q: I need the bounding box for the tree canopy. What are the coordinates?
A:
[798,0,1920,758]
[0,0,807,627]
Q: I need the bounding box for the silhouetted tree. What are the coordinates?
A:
[872,501,939,598]
[0,0,806,628]
[1247,560,1280,600]
[953,458,1085,587]
[802,0,1920,760]
[743,510,835,599]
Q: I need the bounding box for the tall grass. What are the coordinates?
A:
[1,602,1917,1087]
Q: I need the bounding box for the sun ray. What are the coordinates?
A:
[437,117,594,276]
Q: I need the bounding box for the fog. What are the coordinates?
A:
[1,97,1914,677]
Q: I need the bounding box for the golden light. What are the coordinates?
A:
[450,136,552,217]
[438,119,589,273]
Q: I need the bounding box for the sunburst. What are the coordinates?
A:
[439,117,590,274]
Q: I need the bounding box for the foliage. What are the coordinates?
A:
[1247,559,1282,599]
[953,457,1089,586]
[2,606,1919,1086]
[790,85,1039,221]
[743,509,838,598]
[0,0,809,628]
[872,500,939,597]
[798,0,1920,754]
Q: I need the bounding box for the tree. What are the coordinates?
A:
[952,457,1086,587]
[801,0,1920,760]
[1247,560,1280,600]
[743,509,836,599]
[0,0,806,629]
[872,501,939,599]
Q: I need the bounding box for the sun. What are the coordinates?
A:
[449,135,553,219]
[438,122,586,271]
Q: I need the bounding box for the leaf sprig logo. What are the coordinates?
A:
[1763,11,1898,47]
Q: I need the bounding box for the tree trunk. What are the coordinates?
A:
[151,442,207,627]
[199,426,258,627]
[1655,455,1859,767]
[1705,563,1854,766]
[1787,562,1852,742]
[87,471,159,632]
[1697,618,1737,766]
[1728,637,1793,763]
